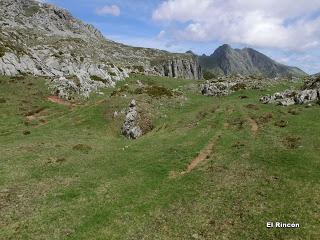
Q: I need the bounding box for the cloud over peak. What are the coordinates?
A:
[152,0,320,51]
[96,5,120,16]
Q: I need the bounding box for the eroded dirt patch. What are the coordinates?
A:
[245,104,259,110]
[178,134,222,176]
[282,136,301,149]
[248,118,258,137]
[47,95,71,105]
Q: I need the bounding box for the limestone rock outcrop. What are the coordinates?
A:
[0,0,202,98]
[261,77,320,106]
[122,100,142,139]
[151,57,202,80]
[200,74,281,97]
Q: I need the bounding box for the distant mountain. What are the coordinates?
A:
[313,73,320,77]
[199,44,307,77]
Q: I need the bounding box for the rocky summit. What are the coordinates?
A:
[199,44,306,78]
[0,0,201,98]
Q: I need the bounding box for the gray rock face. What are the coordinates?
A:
[261,78,320,105]
[199,44,306,78]
[295,90,318,104]
[151,57,202,80]
[122,100,142,139]
[0,0,202,98]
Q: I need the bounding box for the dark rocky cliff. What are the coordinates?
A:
[199,44,306,77]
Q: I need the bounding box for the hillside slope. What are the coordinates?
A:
[0,0,202,88]
[199,44,306,77]
[0,74,319,239]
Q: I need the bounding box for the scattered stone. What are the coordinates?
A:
[279,97,296,106]
[113,111,119,118]
[295,90,318,104]
[261,78,320,106]
[137,80,144,87]
[201,81,230,96]
[201,75,280,97]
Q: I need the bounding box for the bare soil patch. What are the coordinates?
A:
[47,95,71,105]
[248,118,258,136]
[282,136,301,149]
[180,134,221,175]
[245,104,259,110]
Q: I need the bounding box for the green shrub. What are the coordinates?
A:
[91,75,107,83]
[203,71,216,80]
[0,97,6,103]
[109,71,117,77]
[25,6,40,17]
[145,86,173,98]
[111,85,129,96]
[230,83,247,91]
[0,46,6,57]
[134,87,144,95]
[133,65,145,73]
[66,75,81,86]
[73,144,92,154]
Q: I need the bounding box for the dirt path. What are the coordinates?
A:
[248,118,258,137]
[175,133,221,177]
[182,142,215,174]
[47,96,71,105]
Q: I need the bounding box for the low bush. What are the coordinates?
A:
[91,75,107,83]
[73,144,92,154]
[203,71,216,80]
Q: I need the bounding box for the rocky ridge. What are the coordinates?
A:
[0,0,201,98]
[199,44,306,78]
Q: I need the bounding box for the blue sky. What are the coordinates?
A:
[44,0,320,74]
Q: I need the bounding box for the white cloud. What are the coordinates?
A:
[152,0,320,51]
[96,5,120,16]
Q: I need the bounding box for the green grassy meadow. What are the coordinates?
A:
[0,74,319,239]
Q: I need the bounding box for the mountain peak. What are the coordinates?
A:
[200,45,306,77]
[220,44,232,49]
